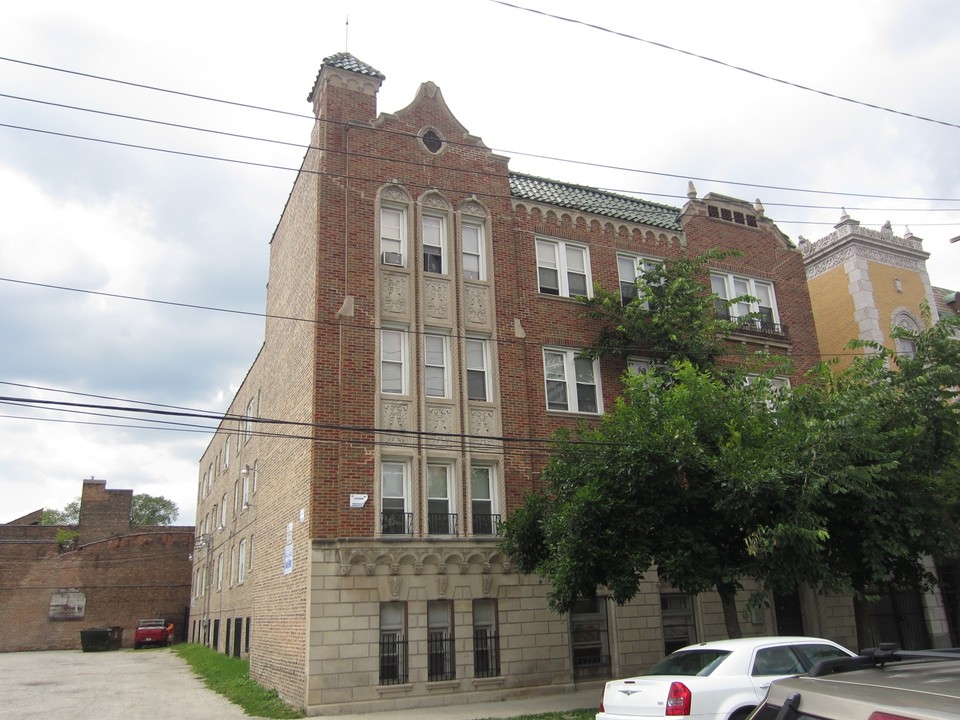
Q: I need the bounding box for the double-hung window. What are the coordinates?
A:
[543,349,601,414]
[711,273,780,332]
[379,602,407,685]
[380,207,406,266]
[427,463,456,535]
[423,215,445,274]
[465,338,490,402]
[238,539,246,584]
[537,238,591,297]
[473,599,500,677]
[424,334,449,398]
[618,254,661,307]
[427,600,455,681]
[381,329,407,395]
[471,465,499,535]
[462,222,485,280]
[381,461,410,535]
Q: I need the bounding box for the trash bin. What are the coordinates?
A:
[80,628,111,652]
[108,626,123,650]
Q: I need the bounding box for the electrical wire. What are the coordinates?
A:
[489,0,960,131]
[2,59,959,212]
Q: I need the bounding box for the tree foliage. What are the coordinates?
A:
[501,254,960,644]
[42,493,179,526]
[41,499,80,525]
[131,494,179,525]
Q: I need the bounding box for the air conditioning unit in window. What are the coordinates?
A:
[381,251,403,266]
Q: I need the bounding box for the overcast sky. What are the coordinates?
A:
[2,1,958,526]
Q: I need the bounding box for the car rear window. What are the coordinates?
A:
[643,650,731,676]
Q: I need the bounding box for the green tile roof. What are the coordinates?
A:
[322,52,385,79]
[509,172,682,232]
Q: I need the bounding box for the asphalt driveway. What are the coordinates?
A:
[0,648,252,719]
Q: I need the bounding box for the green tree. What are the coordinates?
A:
[755,308,960,647]
[41,499,80,525]
[501,361,795,638]
[501,252,795,637]
[131,494,179,525]
[42,493,179,526]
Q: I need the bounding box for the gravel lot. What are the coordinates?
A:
[0,648,252,719]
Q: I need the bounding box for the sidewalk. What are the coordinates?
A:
[324,685,601,720]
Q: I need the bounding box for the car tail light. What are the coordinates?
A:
[598,688,605,714]
[665,681,691,716]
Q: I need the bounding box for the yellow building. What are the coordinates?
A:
[800,212,940,367]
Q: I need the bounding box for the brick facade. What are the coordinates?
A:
[191,53,858,714]
[0,479,193,652]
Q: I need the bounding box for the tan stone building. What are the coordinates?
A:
[190,53,858,715]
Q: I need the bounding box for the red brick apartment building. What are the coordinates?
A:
[0,478,194,651]
[190,53,856,714]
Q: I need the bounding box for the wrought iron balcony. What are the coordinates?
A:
[381,511,413,536]
[472,513,502,536]
[428,512,458,535]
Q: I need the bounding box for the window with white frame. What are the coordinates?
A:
[233,481,240,515]
[536,238,591,297]
[711,273,780,331]
[380,329,407,395]
[252,460,258,494]
[380,206,406,266]
[381,461,410,535]
[618,254,661,306]
[217,553,224,591]
[745,374,791,410]
[223,436,231,468]
[893,312,920,359]
[427,463,456,535]
[241,470,250,507]
[424,333,450,398]
[238,539,246,584]
[471,465,499,535]
[465,338,490,402]
[423,215,446,274]
[220,494,227,528]
[462,221,485,281]
[543,349,601,414]
[248,534,254,571]
[229,545,235,586]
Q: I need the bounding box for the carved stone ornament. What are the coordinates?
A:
[425,280,449,319]
[389,575,401,600]
[465,285,488,325]
[382,274,407,314]
[382,187,409,204]
[481,574,492,598]
[462,202,486,218]
[426,406,453,446]
[437,575,448,599]
[422,194,449,211]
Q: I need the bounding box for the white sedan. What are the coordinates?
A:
[596,636,855,720]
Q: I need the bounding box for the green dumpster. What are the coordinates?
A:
[80,628,110,652]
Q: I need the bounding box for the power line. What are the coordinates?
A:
[489,0,960,131]
[0,274,882,363]
[3,61,960,210]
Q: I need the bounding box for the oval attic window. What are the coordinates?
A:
[422,129,443,154]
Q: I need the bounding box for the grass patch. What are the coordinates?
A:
[480,712,595,720]
[172,643,303,718]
